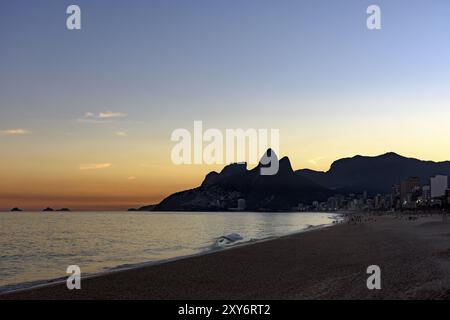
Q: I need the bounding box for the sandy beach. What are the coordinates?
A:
[2,214,450,300]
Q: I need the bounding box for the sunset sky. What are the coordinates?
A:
[1,0,450,210]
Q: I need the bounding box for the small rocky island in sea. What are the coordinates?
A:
[57,208,71,212]
[10,207,23,212]
[42,207,54,212]
[128,204,156,212]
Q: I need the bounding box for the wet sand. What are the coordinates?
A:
[2,215,450,300]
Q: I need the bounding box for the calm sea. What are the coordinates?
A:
[0,211,339,292]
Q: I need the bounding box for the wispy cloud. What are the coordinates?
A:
[79,163,112,170]
[79,111,127,123]
[308,156,326,167]
[97,112,127,119]
[115,131,127,137]
[127,176,136,180]
[0,129,30,136]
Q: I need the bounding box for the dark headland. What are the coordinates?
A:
[139,150,450,212]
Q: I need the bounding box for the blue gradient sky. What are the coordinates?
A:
[1,0,450,209]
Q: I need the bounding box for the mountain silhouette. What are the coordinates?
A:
[152,149,331,211]
[144,151,450,212]
[296,152,450,194]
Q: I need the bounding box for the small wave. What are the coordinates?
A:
[108,263,140,271]
[214,233,244,248]
[0,275,69,294]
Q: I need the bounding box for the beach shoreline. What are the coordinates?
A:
[2,213,450,300]
[0,217,340,295]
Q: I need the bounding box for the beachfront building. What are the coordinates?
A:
[310,177,449,212]
[430,175,448,198]
[417,185,431,207]
[237,198,246,211]
[374,194,382,209]
[229,198,246,211]
[326,196,340,211]
[422,185,431,201]
[400,177,421,207]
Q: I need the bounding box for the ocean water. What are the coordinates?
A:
[0,211,339,292]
